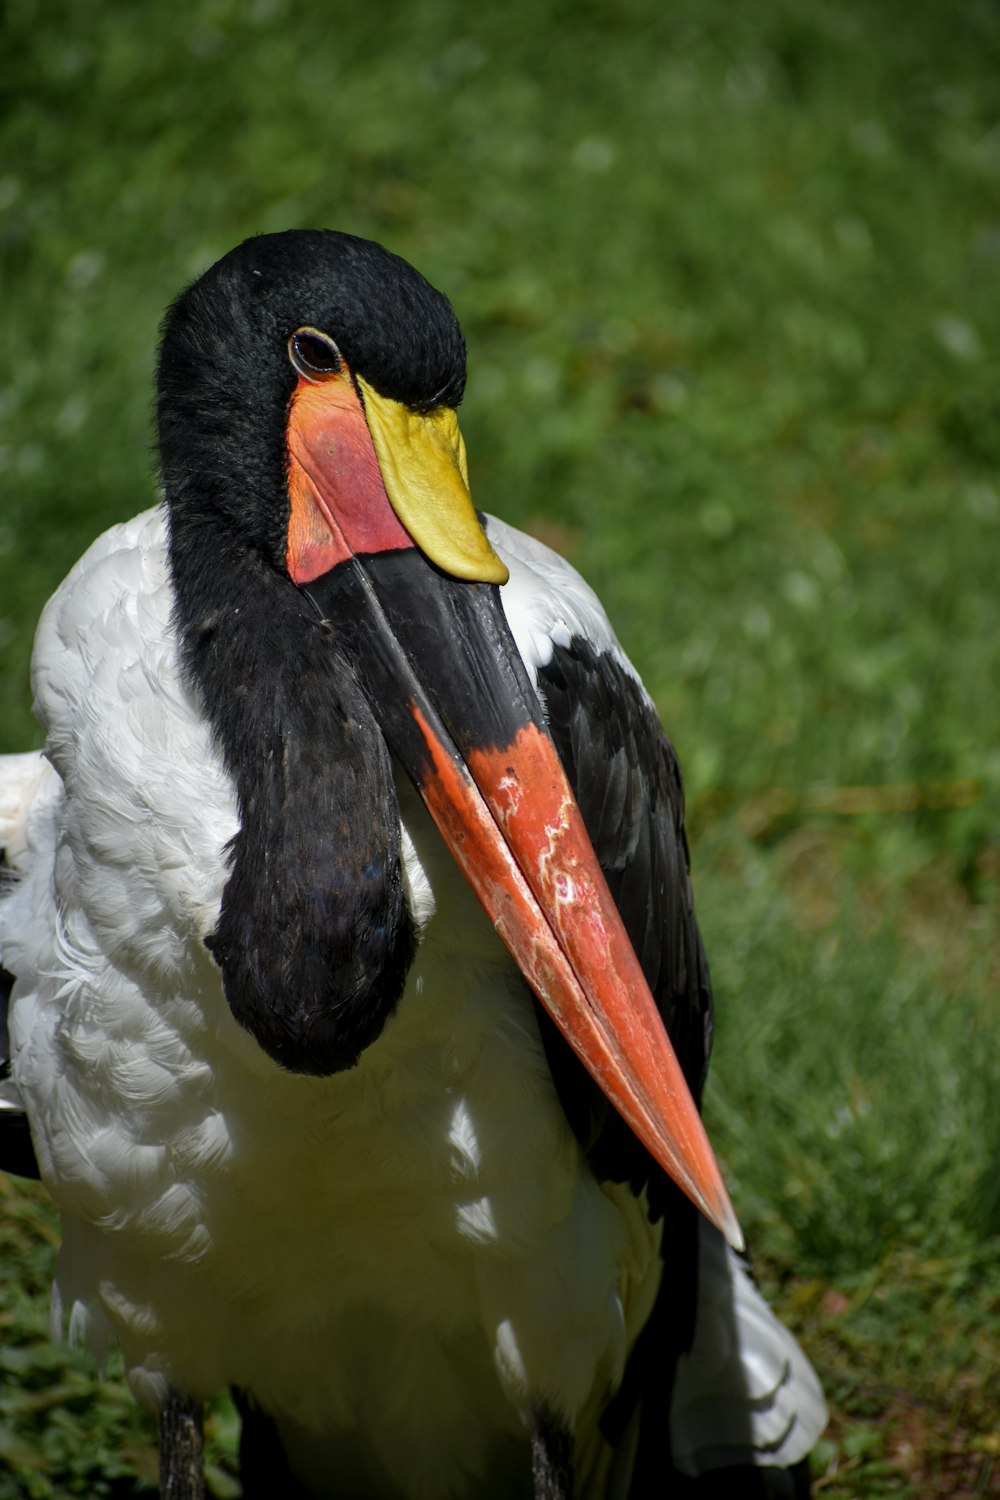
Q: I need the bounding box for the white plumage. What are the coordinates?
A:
[1,506,824,1498]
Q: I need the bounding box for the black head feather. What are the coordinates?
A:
[156,231,466,1075]
[159,229,466,571]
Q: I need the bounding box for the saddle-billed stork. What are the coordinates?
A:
[0,231,825,1498]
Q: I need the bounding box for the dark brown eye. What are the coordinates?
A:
[289,328,342,379]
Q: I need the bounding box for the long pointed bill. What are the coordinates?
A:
[286,362,743,1251]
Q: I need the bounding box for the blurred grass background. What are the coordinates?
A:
[1,0,998,1494]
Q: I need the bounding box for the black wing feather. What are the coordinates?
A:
[0,964,40,1182]
[533,636,713,1197]
[532,635,713,1471]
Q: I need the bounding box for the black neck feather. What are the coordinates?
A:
[169,540,415,1075]
[156,230,466,1074]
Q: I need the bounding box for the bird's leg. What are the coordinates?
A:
[530,1407,575,1500]
[158,1389,205,1500]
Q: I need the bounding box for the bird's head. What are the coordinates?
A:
[158,230,497,583]
[155,230,740,1250]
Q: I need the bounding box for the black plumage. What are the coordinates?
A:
[530,639,708,1474]
[0,964,40,1181]
[535,636,713,1167]
[157,231,468,1076]
[534,644,814,1496]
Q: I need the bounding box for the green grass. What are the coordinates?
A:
[2,0,999,1494]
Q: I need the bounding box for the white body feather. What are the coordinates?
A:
[0,509,824,1497]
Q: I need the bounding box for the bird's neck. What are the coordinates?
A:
[168,527,415,1076]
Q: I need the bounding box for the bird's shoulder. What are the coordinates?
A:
[484,514,630,680]
[33,506,175,758]
[1,511,245,1189]
[25,506,238,962]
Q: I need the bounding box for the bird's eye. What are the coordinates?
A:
[289,328,343,380]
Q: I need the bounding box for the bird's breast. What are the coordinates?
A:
[5,511,662,1499]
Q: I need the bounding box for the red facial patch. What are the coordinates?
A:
[286,376,413,584]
